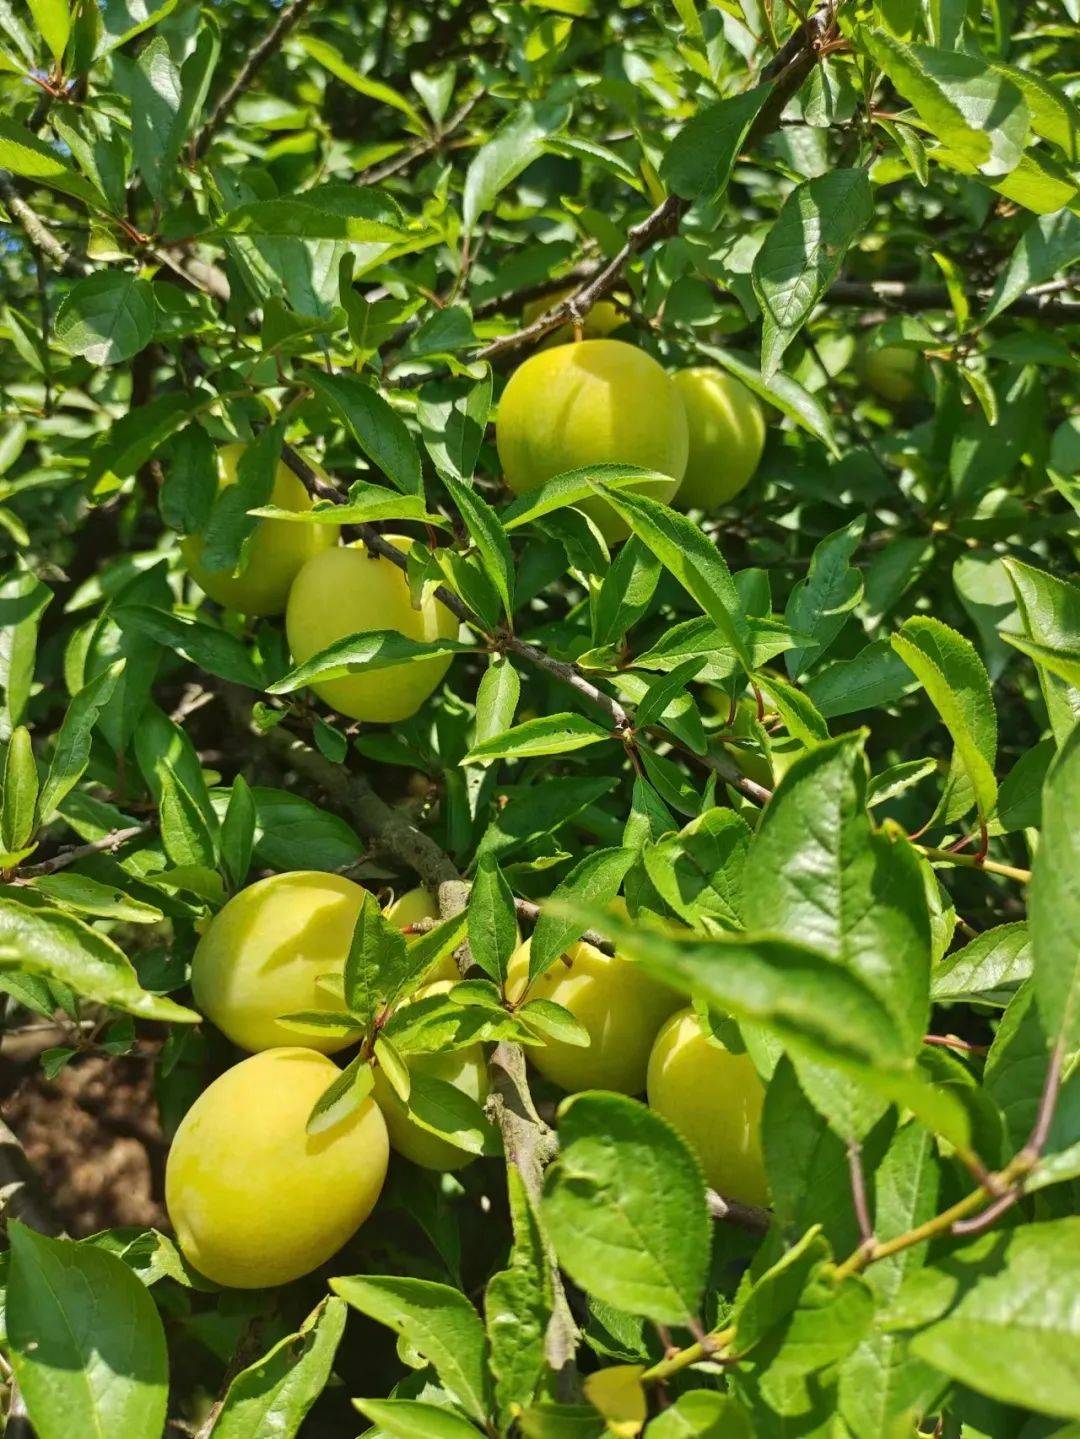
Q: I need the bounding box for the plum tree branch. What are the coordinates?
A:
[194,0,315,157]
[0,173,94,278]
[826,277,1080,323]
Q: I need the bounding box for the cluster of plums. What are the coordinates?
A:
[165,872,767,1288]
[168,322,917,1290]
[180,327,916,727]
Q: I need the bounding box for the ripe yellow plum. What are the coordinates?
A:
[180,444,336,616]
[857,342,920,403]
[285,539,458,723]
[384,885,457,983]
[371,981,489,1170]
[522,287,627,346]
[506,920,681,1095]
[672,368,766,509]
[166,1048,388,1288]
[496,340,689,542]
[191,871,367,1054]
[647,1008,768,1207]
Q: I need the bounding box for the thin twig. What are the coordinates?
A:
[15,826,147,879]
[847,1140,875,1249]
[706,1188,772,1234]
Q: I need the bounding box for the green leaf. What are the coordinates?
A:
[0,116,108,209]
[113,606,263,689]
[694,342,839,455]
[464,712,613,765]
[270,629,475,694]
[467,855,517,984]
[462,98,570,234]
[305,1053,373,1136]
[474,657,520,747]
[784,517,865,680]
[752,170,874,378]
[0,896,198,1023]
[863,33,1029,177]
[218,774,255,891]
[216,183,409,242]
[298,35,427,131]
[529,846,635,980]
[1029,722,1080,1050]
[28,0,70,61]
[501,464,680,532]
[250,486,445,528]
[891,616,998,825]
[983,207,1080,324]
[743,733,931,1055]
[54,272,155,366]
[1000,631,1080,690]
[7,1223,168,1439]
[1,724,37,853]
[37,660,124,821]
[591,538,662,649]
[242,786,364,872]
[343,889,410,1026]
[199,423,282,574]
[643,808,750,929]
[1002,558,1080,747]
[392,1069,497,1154]
[0,568,52,731]
[911,1218,1080,1420]
[441,473,514,619]
[331,1275,490,1422]
[306,370,422,495]
[353,1399,483,1439]
[804,639,918,719]
[114,34,183,202]
[661,83,773,201]
[418,370,492,483]
[160,423,218,535]
[600,488,752,672]
[647,1392,753,1437]
[210,1296,347,1439]
[931,922,1031,1006]
[542,1091,710,1324]
[88,390,208,485]
[30,873,163,924]
[485,1168,549,1427]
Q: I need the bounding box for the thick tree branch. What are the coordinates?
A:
[194,0,315,157]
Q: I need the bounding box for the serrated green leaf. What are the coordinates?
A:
[891,616,997,825]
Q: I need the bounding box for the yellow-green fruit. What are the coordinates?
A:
[285,538,458,723]
[191,871,367,1054]
[371,981,489,1170]
[384,886,457,984]
[496,340,689,542]
[506,927,681,1095]
[647,1008,768,1207]
[857,343,919,403]
[166,1048,388,1288]
[522,287,626,347]
[672,368,766,510]
[180,444,336,616]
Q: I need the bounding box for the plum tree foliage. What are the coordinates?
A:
[0,0,1078,1434]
